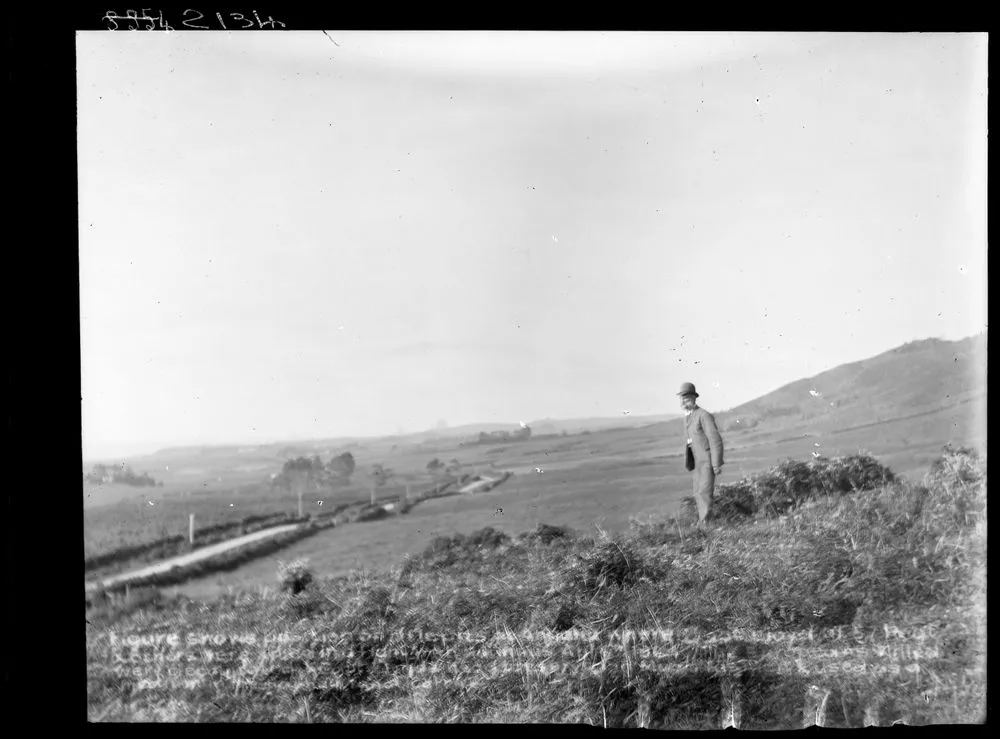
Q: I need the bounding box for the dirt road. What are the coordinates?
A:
[86,522,304,592]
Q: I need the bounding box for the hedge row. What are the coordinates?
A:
[84,534,188,573]
[92,517,340,599]
[85,504,356,577]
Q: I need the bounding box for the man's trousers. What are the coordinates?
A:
[692,461,716,524]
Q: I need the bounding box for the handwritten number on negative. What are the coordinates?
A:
[230,11,254,29]
[104,9,285,30]
[182,9,208,29]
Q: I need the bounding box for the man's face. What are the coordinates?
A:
[680,394,697,411]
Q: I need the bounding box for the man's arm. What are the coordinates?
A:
[702,411,724,471]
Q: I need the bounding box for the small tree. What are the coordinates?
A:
[278,457,323,518]
[426,458,446,479]
[371,463,393,488]
[326,451,356,484]
[445,458,463,479]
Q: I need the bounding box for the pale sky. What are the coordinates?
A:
[77,31,988,460]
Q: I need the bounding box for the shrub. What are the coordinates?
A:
[356,506,390,523]
[518,522,573,546]
[811,453,897,495]
[277,557,314,595]
[681,453,898,526]
[927,443,985,485]
[466,526,510,549]
[563,538,662,594]
[710,480,756,524]
[922,444,987,528]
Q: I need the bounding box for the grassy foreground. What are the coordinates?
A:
[86,447,986,725]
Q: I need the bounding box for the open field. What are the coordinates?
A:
[162,404,984,600]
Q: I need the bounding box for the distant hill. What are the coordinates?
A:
[641,333,986,445]
[376,415,684,444]
[376,423,517,444]
[723,333,985,429]
[526,414,683,436]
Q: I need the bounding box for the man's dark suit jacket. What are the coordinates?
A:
[683,407,724,469]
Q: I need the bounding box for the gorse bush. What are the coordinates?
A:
[563,537,664,594]
[277,557,314,595]
[402,526,513,574]
[830,445,986,613]
[517,522,574,546]
[922,444,987,529]
[928,443,985,484]
[683,452,898,525]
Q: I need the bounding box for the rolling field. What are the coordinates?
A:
[85,391,985,596]
[159,402,985,601]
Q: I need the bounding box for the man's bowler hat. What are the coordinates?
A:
[677,382,699,398]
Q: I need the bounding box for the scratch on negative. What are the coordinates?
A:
[322,30,340,47]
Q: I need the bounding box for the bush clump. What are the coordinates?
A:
[517,523,573,546]
[811,453,897,495]
[277,557,314,595]
[563,538,663,594]
[683,453,898,526]
[404,527,512,573]
[834,444,986,613]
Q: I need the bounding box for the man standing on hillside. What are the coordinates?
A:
[679,382,724,529]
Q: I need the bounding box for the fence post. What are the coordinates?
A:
[189,513,195,544]
[405,482,411,501]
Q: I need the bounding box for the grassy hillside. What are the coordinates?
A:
[85,446,986,724]
[722,333,986,430]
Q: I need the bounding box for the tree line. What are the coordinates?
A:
[84,464,162,487]
[271,451,360,492]
[272,451,476,496]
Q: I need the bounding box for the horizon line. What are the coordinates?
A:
[81,330,986,464]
